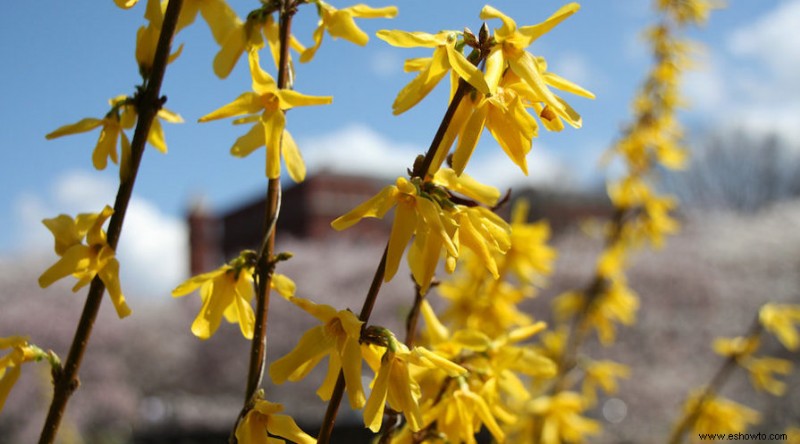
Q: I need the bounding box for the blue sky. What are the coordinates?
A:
[1,1,798,294]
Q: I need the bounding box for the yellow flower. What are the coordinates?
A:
[301,2,398,63]
[363,342,466,433]
[38,206,131,319]
[742,357,792,396]
[481,4,594,112]
[760,303,800,351]
[214,10,306,79]
[269,296,366,409]
[659,0,721,25]
[177,0,241,46]
[505,199,556,286]
[200,50,331,181]
[685,393,760,437]
[172,251,295,339]
[46,95,182,176]
[0,337,46,413]
[235,399,316,444]
[712,336,760,360]
[423,382,506,444]
[377,29,490,115]
[555,278,639,345]
[528,392,601,444]
[581,360,630,405]
[331,176,458,290]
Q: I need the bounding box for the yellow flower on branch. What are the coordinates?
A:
[760,303,800,351]
[481,4,594,110]
[235,399,316,444]
[269,296,366,409]
[527,392,601,444]
[38,206,131,319]
[301,1,398,63]
[46,95,182,176]
[363,340,466,433]
[1,337,47,413]
[581,360,630,406]
[743,356,792,396]
[331,176,458,287]
[684,393,760,437]
[377,29,490,115]
[200,50,331,182]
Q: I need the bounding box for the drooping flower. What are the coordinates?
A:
[527,392,601,444]
[684,393,760,436]
[581,360,630,406]
[0,337,47,413]
[38,206,131,319]
[269,296,367,409]
[200,50,331,182]
[377,29,490,115]
[760,303,800,351]
[301,2,398,63]
[46,95,182,177]
[235,399,316,444]
[363,341,466,433]
[742,356,792,396]
[331,176,458,289]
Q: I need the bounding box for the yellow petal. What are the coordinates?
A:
[433,168,499,206]
[199,92,263,122]
[114,0,139,9]
[269,327,331,383]
[0,365,22,413]
[385,201,417,282]
[445,44,489,94]
[484,47,505,94]
[262,112,286,179]
[392,48,449,115]
[271,273,296,298]
[325,10,369,46]
[346,5,398,19]
[213,26,248,79]
[341,337,366,409]
[198,0,242,46]
[172,268,226,297]
[415,197,456,257]
[248,50,277,95]
[277,89,333,109]
[281,130,306,183]
[376,30,443,48]
[38,245,92,289]
[452,103,489,175]
[517,3,580,47]
[191,276,236,339]
[331,185,399,230]
[230,123,265,158]
[363,355,393,432]
[99,258,132,319]
[45,118,103,140]
[300,26,325,63]
[543,71,595,99]
[93,125,120,170]
[267,414,317,444]
[147,116,167,153]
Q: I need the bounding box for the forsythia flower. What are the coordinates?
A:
[172,251,296,339]
[581,360,630,406]
[301,2,398,63]
[235,399,315,444]
[46,95,182,176]
[363,341,466,432]
[481,4,593,111]
[332,176,458,288]
[685,393,760,437]
[0,337,46,413]
[38,206,131,319]
[742,357,792,396]
[376,28,490,115]
[527,392,601,444]
[759,303,800,351]
[712,336,760,360]
[269,297,367,409]
[200,50,331,182]
[423,382,506,443]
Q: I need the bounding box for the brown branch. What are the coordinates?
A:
[232,2,297,442]
[37,1,184,443]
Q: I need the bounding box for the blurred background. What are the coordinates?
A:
[1,0,799,442]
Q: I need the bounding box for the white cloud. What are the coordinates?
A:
[728,0,800,83]
[370,50,402,77]
[299,124,419,178]
[12,171,187,297]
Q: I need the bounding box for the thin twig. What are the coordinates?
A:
[37,1,184,443]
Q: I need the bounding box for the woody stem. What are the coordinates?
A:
[37,1,184,443]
